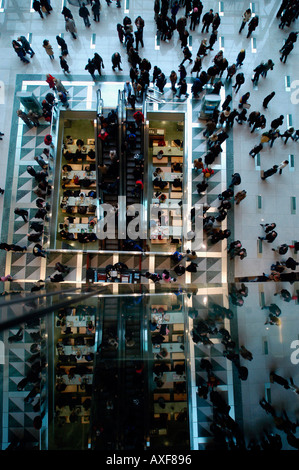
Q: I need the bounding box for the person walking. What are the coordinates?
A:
[229,172,241,188]
[65,17,77,39]
[92,1,101,22]
[156,72,167,93]
[263,91,275,109]
[212,12,221,32]
[251,62,264,85]
[59,56,70,74]
[190,7,200,31]
[169,70,177,92]
[280,41,294,63]
[226,63,236,81]
[180,46,193,66]
[93,53,104,76]
[239,8,251,34]
[259,230,278,243]
[282,257,299,270]
[261,59,274,78]
[79,3,91,28]
[260,222,276,233]
[56,36,68,56]
[17,109,34,128]
[134,28,144,51]
[33,244,47,258]
[111,52,122,71]
[43,39,54,59]
[201,9,214,33]
[14,208,29,223]
[271,115,284,130]
[0,243,27,252]
[261,165,278,180]
[268,129,281,148]
[234,190,247,205]
[177,79,188,99]
[58,91,69,108]
[17,36,35,58]
[232,72,245,92]
[249,143,263,158]
[236,49,246,67]
[281,126,295,144]
[247,15,259,38]
[12,40,30,64]
[85,59,96,79]
[40,0,52,14]
[61,5,73,20]
[277,159,289,174]
[270,372,290,389]
[32,0,44,19]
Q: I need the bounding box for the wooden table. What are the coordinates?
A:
[150,226,182,238]
[65,144,95,154]
[153,145,183,157]
[58,345,95,356]
[67,223,96,234]
[157,342,185,353]
[63,196,96,207]
[59,374,93,386]
[154,402,187,414]
[66,315,95,327]
[152,172,183,182]
[155,372,186,382]
[62,170,96,180]
[151,312,184,324]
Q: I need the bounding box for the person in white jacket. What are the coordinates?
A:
[239,8,251,34]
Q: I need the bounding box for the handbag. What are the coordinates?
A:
[261,134,270,143]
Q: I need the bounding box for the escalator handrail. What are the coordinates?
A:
[0,285,109,332]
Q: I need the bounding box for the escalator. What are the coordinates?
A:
[91,296,121,450]
[121,93,146,251]
[96,103,120,251]
[119,296,147,449]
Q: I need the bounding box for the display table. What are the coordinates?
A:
[67,223,96,234]
[62,170,96,180]
[150,226,182,239]
[62,196,96,207]
[153,145,183,157]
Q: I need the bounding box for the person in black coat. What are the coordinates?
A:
[201,9,214,33]
[56,36,68,56]
[14,208,29,223]
[261,165,278,180]
[92,1,101,22]
[32,0,43,19]
[61,6,73,20]
[79,3,91,28]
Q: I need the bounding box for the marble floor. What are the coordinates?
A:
[0,0,298,451]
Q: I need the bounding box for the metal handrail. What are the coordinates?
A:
[0,284,110,332]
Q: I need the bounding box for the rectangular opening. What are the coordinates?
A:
[251,37,257,53]
[287,114,293,127]
[90,34,96,49]
[263,337,268,355]
[291,196,296,214]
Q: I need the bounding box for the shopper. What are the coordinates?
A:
[79,3,91,28]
